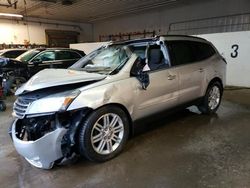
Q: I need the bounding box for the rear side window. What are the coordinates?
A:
[167,41,196,66]
[32,51,56,62]
[56,51,81,60]
[69,51,82,59]
[167,40,216,66]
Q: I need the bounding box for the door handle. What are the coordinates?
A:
[198,68,204,73]
[167,75,176,80]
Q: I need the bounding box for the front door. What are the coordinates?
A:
[133,44,179,120]
[29,51,56,75]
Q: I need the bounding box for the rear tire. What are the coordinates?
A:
[198,81,223,114]
[78,105,129,162]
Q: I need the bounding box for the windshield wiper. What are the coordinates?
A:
[80,66,112,73]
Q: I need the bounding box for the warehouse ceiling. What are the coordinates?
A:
[0,0,206,23]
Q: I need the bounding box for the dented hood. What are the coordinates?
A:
[16,69,106,95]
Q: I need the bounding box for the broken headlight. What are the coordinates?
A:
[26,90,81,115]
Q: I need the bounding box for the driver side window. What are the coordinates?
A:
[131,44,170,72]
[147,45,169,71]
[32,51,56,63]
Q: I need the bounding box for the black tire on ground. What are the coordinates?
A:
[198,81,223,114]
[10,77,27,95]
[78,105,130,162]
[0,102,6,111]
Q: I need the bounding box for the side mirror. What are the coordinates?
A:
[130,57,145,76]
[131,57,150,90]
[31,59,42,65]
[137,70,150,90]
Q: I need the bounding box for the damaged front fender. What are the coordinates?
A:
[67,78,138,119]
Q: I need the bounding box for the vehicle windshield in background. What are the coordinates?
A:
[70,45,131,75]
[0,57,8,67]
[16,49,43,63]
[0,50,27,59]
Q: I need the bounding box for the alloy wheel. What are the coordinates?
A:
[91,113,124,155]
[208,85,221,110]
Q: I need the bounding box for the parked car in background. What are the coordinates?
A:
[16,48,86,76]
[0,71,6,111]
[0,49,27,59]
[0,48,85,94]
[0,57,28,95]
[10,35,226,169]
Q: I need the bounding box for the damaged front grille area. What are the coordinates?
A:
[12,108,91,166]
[15,115,57,141]
[13,97,36,119]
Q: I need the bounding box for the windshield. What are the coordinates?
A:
[70,45,131,75]
[16,49,43,62]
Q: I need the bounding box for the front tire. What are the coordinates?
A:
[198,81,223,114]
[10,77,26,94]
[78,106,129,162]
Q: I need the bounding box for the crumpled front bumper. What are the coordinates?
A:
[11,120,67,169]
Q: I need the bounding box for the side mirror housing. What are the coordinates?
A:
[130,58,150,90]
[31,59,42,65]
[137,70,150,90]
[130,57,144,77]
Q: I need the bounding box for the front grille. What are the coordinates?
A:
[13,97,35,119]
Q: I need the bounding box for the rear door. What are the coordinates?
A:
[166,40,207,104]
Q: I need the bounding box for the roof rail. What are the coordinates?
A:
[161,34,207,41]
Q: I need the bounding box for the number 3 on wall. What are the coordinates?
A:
[231,44,239,58]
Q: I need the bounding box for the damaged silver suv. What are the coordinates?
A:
[10,36,226,169]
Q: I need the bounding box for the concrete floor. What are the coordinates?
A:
[0,89,250,188]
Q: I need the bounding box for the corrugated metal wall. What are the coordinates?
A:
[168,13,250,35]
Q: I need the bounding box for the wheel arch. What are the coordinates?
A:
[208,77,223,90]
[202,77,223,97]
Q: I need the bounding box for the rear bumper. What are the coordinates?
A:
[11,119,67,169]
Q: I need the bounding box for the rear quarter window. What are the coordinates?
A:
[192,42,216,61]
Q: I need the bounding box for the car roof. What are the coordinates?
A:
[0,48,27,52]
[160,35,208,42]
[112,35,208,45]
[32,48,81,51]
